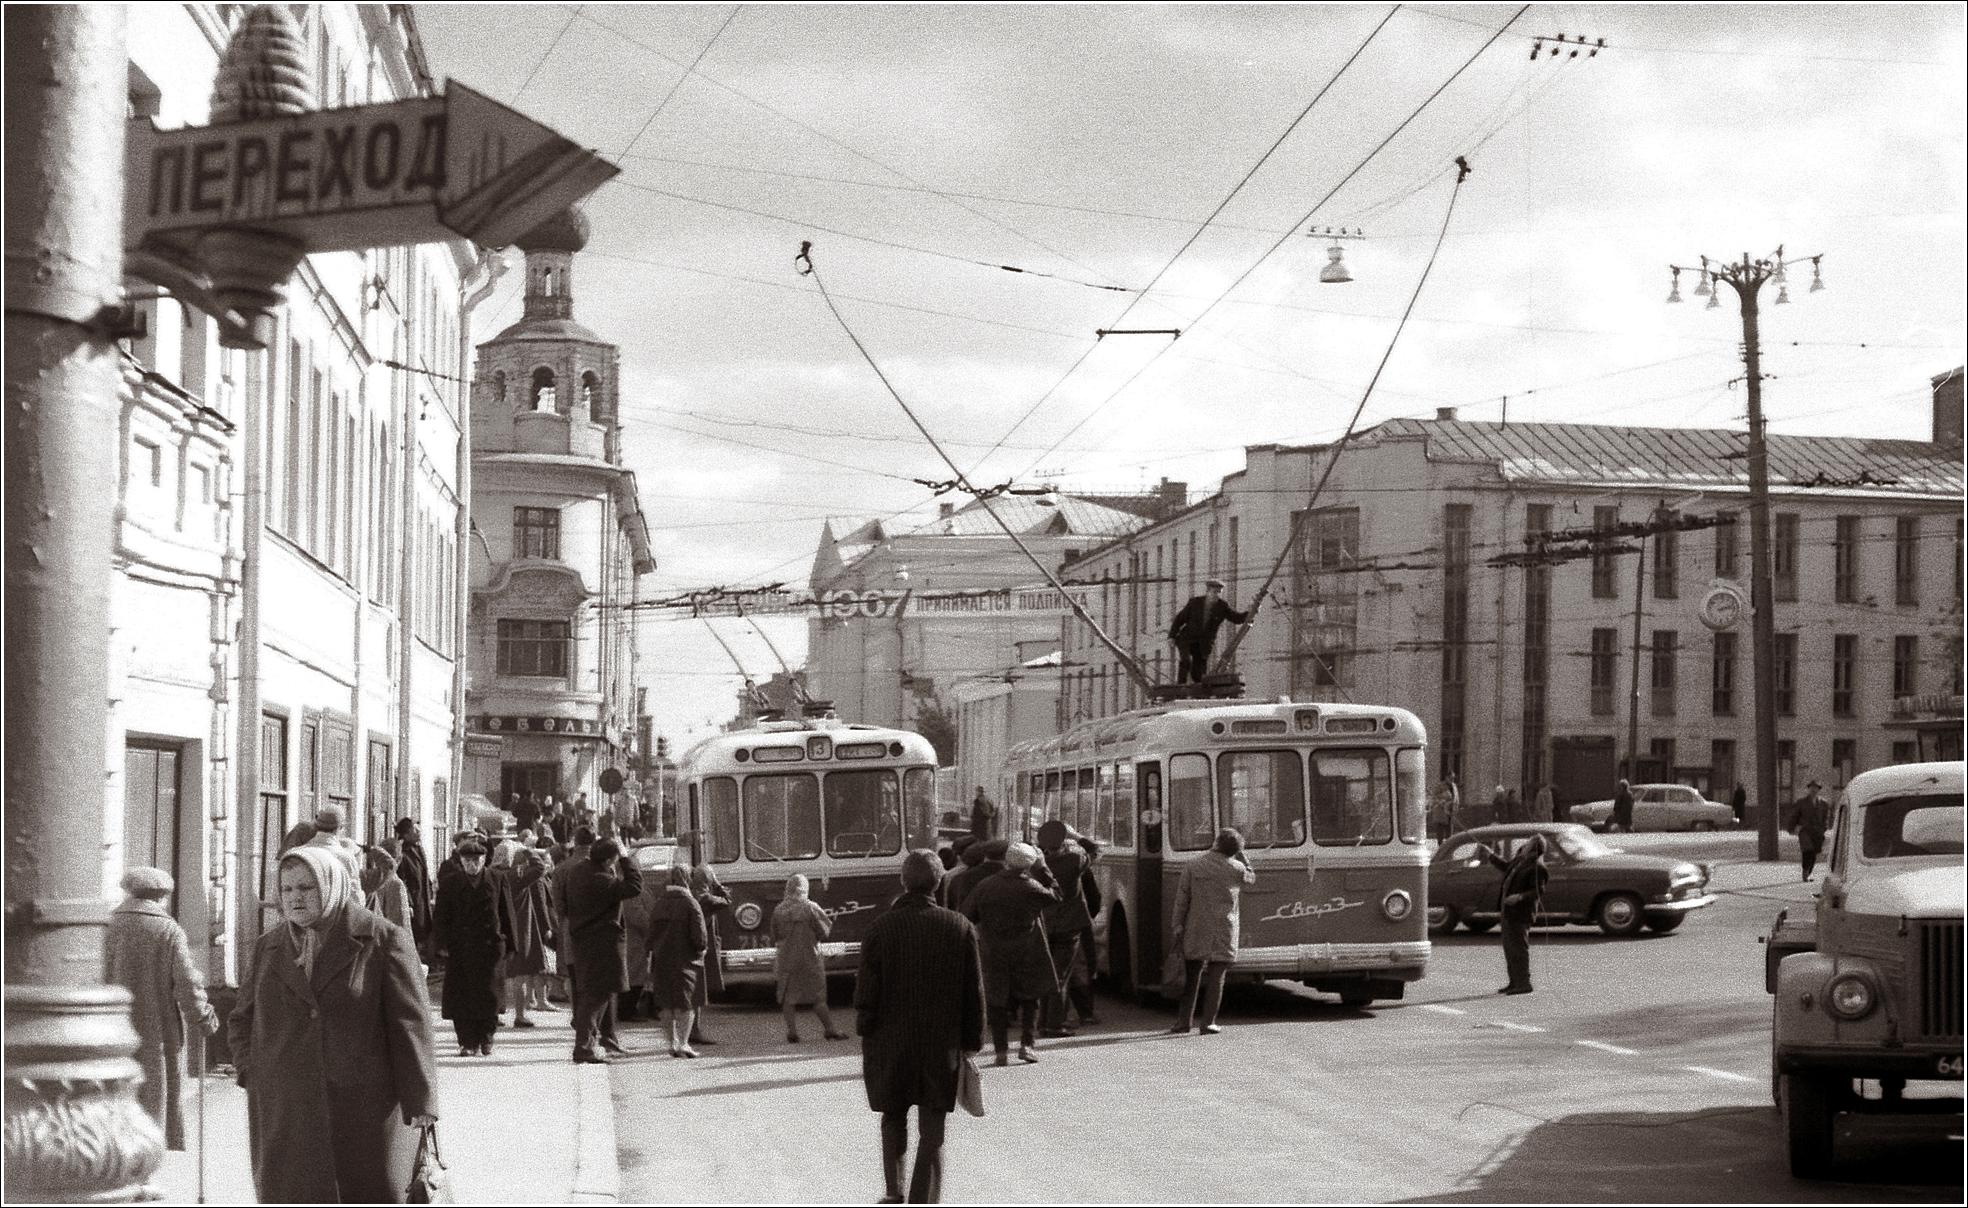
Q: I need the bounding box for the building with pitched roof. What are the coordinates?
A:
[1055,393,1964,824]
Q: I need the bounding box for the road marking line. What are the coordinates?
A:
[1420,1004,1466,1015]
[1575,1040,1638,1055]
[1684,1065,1755,1083]
[1494,1021,1546,1033]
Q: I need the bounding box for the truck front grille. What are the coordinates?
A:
[1919,921,1963,1039]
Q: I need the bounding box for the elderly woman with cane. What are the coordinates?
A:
[230,845,437,1202]
[105,867,219,1151]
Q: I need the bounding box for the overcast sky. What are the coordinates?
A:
[414,3,1966,745]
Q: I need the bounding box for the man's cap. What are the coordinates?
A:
[1204,578,1226,589]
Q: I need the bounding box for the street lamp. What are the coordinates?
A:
[1667,247,1825,863]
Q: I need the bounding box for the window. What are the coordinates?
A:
[492,370,506,407]
[1591,506,1620,598]
[1652,527,1678,599]
[514,507,560,559]
[1227,516,1239,602]
[1441,503,1472,781]
[1892,517,1919,605]
[1774,633,1797,716]
[1297,507,1360,690]
[124,743,183,913]
[903,768,936,851]
[1095,764,1116,845]
[1217,750,1304,848]
[133,435,163,488]
[530,367,556,412]
[1154,546,1164,631]
[1650,630,1677,716]
[1712,631,1737,716]
[1309,748,1393,846]
[1861,792,1966,859]
[1113,762,1136,849]
[1714,512,1739,578]
[1395,747,1426,843]
[1834,515,1860,603]
[1832,634,1857,716]
[496,619,568,677]
[1831,739,1856,788]
[306,368,323,552]
[1892,741,1918,765]
[366,738,392,837]
[324,390,341,567]
[258,713,289,906]
[581,371,601,415]
[743,773,820,859]
[1956,517,1964,604]
[700,777,739,863]
[1167,753,1213,851]
[1590,628,1617,716]
[1894,636,1919,698]
[1777,739,1795,799]
[823,769,901,857]
[1774,513,1799,602]
[283,341,303,536]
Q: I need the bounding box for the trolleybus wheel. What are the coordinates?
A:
[1107,913,1135,998]
[1461,917,1496,934]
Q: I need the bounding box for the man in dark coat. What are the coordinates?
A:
[688,860,731,1046]
[563,837,644,1063]
[549,827,595,1009]
[960,842,1059,1065]
[1784,778,1832,881]
[1731,783,1748,826]
[394,817,433,951]
[1481,834,1549,995]
[1167,578,1254,684]
[969,786,997,841]
[857,851,985,1205]
[1035,821,1093,1037]
[434,841,511,1055]
[944,839,1004,913]
[1611,779,1635,833]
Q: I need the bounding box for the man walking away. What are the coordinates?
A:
[1731,783,1747,827]
[564,837,643,1063]
[1611,779,1634,834]
[969,786,997,842]
[1429,777,1459,844]
[1536,783,1559,825]
[1167,579,1256,684]
[857,851,984,1205]
[1785,779,1831,881]
[1035,821,1093,1037]
[395,817,434,957]
[1168,828,1255,1034]
[1481,835,1548,995]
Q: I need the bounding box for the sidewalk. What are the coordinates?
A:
[149,1001,618,1205]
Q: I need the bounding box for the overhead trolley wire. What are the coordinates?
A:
[614,4,742,162]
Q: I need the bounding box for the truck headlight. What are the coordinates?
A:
[734,901,764,930]
[1381,889,1413,921]
[1826,972,1876,1020]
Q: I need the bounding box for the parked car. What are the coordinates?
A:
[1568,783,1734,832]
[1428,822,1715,936]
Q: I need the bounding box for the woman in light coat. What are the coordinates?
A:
[229,846,437,1202]
[1168,827,1256,1035]
[772,873,845,1042]
[645,863,708,1057]
[493,843,550,1028]
[105,867,219,1151]
[361,846,413,932]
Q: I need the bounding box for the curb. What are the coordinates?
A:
[569,1062,620,1204]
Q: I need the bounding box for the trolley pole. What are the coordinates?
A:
[4,6,167,1199]
[1668,249,1823,862]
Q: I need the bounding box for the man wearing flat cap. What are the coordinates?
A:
[1168,578,1257,684]
[1784,778,1831,881]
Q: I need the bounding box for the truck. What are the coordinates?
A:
[1763,760,1963,1177]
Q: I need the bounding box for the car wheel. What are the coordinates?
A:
[1782,1071,1839,1178]
[1644,915,1683,934]
[1462,917,1496,935]
[1595,892,1645,937]
[1426,904,1460,935]
[1691,820,1715,832]
[1340,986,1375,1008]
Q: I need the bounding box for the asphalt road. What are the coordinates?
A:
[609,835,1961,1203]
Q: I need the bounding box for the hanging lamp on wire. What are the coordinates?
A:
[1809,255,1825,292]
[1319,243,1353,284]
[1666,267,1683,304]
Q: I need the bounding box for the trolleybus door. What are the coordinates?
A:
[1136,760,1163,995]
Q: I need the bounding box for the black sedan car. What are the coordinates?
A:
[1427,823,1715,937]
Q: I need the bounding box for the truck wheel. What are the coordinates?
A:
[1426,904,1461,935]
[1595,892,1645,936]
[1644,915,1683,934]
[1782,1071,1838,1178]
[1340,986,1375,1008]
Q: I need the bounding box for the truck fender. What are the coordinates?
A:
[1774,950,1896,1056]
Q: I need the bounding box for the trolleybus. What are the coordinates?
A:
[677,718,940,985]
[999,698,1430,1006]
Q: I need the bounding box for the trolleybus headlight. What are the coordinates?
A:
[735,902,764,931]
[1825,973,1876,1020]
[1380,889,1413,921]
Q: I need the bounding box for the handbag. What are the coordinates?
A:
[407,1122,453,1204]
[956,1055,986,1118]
[1160,945,1188,997]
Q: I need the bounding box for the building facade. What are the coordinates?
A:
[462,209,654,825]
[1059,406,1964,823]
[119,3,468,982]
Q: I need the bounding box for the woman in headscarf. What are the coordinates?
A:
[773,873,846,1043]
[228,845,437,1202]
[105,867,219,1151]
[495,842,552,1028]
[361,846,413,933]
[645,863,708,1057]
[434,839,510,1056]
[958,841,1059,1065]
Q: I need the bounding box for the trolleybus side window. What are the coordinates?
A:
[1096,764,1117,845]
[1168,753,1214,850]
[1074,767,1093,835]
[1114,762,1136,849]
[1044,771,1061,826]
[1028,773,1044,839]
[1308,749,1393,846]
[702,776,740,863]
[903,767,936,850]
[743,772,821,860]
[1395,747,1427,844]
[825,768,902,857]
[1218,750,1306,848]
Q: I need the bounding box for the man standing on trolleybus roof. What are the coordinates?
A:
[1168,579,1257,684]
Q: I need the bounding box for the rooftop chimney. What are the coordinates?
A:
[1933,367,1963,449]
[938,500,954,533]
[1157,477,1187,517]
[1436,406,1459,421]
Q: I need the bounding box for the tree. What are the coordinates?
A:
[912,694,958,768]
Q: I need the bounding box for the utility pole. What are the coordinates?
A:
[1668,249,1824,861]
[4,6,167,1199]
[1626,531,1649,785]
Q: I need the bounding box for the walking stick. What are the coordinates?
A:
[196,1025,207,1204]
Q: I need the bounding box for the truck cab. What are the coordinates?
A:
[1766,761,1964,1177]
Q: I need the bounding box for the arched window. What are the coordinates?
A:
[541,267,555,297]
[581,371,600,413]
[492,370,506,407]
[530,367,556,412]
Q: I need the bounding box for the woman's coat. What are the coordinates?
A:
[644,886,707,1010]
[228,905,436,1203]
[104,899,209,1150]
[959,869,1059,1006]
[771,896,833,1006]
[495,856,551,977]
[1171,850,1257,962]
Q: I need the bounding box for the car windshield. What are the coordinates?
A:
[1550,829,1611,861]
[1860,793,1965,859]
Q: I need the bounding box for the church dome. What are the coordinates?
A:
[513,207,590,253]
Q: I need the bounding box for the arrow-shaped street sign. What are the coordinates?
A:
[126,80,618,257]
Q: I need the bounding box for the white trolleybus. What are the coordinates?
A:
[677,717,939,986]
[999,698,1430,1006]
